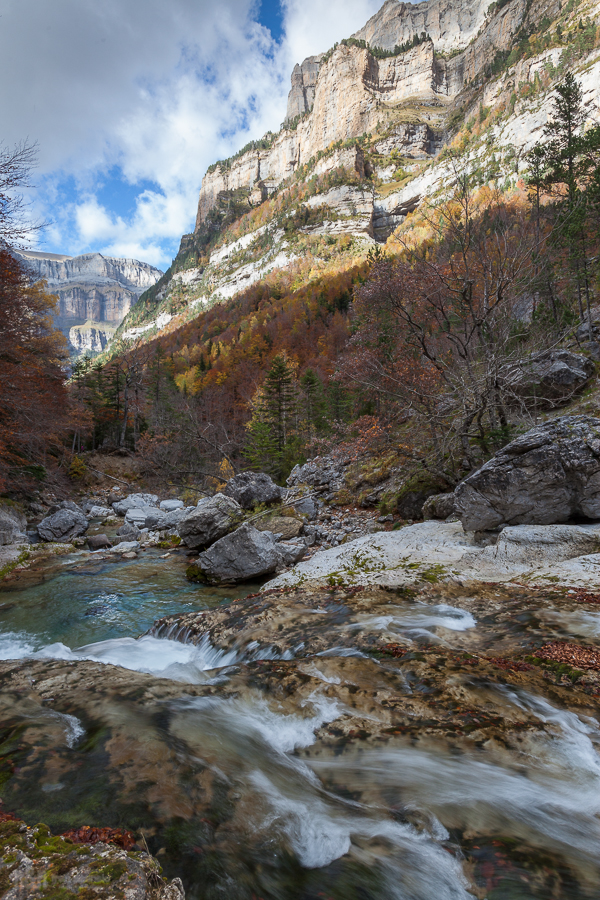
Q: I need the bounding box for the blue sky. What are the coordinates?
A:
[0,0,382,269]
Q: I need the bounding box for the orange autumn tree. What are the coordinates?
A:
[0,246,70,491]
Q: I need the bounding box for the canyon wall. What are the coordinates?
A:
[17,250,162,356]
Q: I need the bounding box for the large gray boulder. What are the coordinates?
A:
[504,350,595,404]
[196,524,281,583]
[287,455,349,492]
[177,493,242,550]
[454,416,600,532]
[112,493,159,517]
[0,505,27,545]
[422,493,456,521]
[223,472,282,509]
[38,507,89,542]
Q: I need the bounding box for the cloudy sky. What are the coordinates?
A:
[0,0,382,269]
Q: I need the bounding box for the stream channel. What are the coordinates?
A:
[0,547,599,899]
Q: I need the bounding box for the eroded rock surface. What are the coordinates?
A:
[177,494,242,550]
[195,523,282,582]
[37,507,89,543]
[223,472,283,509]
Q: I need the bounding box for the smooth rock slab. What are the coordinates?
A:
[197,524,281,582]
[454,416,600,532]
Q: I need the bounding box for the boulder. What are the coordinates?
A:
[111,541,141,553]
[38,507,89,542]
[0,505,27,546]
[503,350,595,404]
[422,493,456,521]
[125,506,157,527]
[87,505,113,518]
[223,472,282,509]
[290,496,318,520]
[88,534,112,550]
[177,493,242,550]
[112,493,159,517]
[117,522,141,539]
[255,515,303,540]
[454,415,600,532]
[159,499,184,511]
[276,538,308,567]
[287,455,349,492]
[196,524,281,583]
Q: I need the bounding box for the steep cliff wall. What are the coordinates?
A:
[286,54,323,121]
[17,251,162,356]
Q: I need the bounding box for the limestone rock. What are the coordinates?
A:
[454,416,600,532]
[223,472,283,509]
[88,534,112,550]
[38,508,88,542]
[422,493,456,520]
[116,522,141,539]
[285,53,323,120]
[291,497,318,520]
[255,515,303,539]
[276,538,308,567]
[178,494,242,550]
[287,455,349,492]
[125,506,158,527]
[160,499,185,511]
[196,524,281,583]
[0,505,27,546]
[503,350,595,405]
[113,493,159,516]
[87,505,113,518]
[111,541,141,553]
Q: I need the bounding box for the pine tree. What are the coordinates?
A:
[243,353,300,481]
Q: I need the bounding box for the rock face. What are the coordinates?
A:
[16,250,162,357]
[285,54,323,120]
[196,523,282,582]
[223,472,283,509]
[0,506,27,546]
[178,494,242,549]
[454,416,600,532]
[38,507,89,542]
[287,455,349,493]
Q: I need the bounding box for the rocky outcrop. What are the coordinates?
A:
[16,251,162,357]
[454,416,600,532]
[177,494,242,550]
[195,523,282,582]
[503,350,595,405]
[223,472,283,509]
[38,507,89,542]
[285,54,323,120]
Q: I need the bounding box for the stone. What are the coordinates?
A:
[503,350,595,404]
[422,493,456,520]
[255,516,303,540]
[125,506,157,527]
[160,499,185,511]
[454,416,600,532]
[112,493,159,517]
[223,472,283,509]
[0,505,27,546]
[287,455,349,492]
[291,497,318,520]
[111,541,141,553]
[397,488,437,520]
[276,539,308,567]
[196,524,281,583]
[178,493,242,550]
[117,522,141,539]
[87,505,113,518]
[87,534,112,550]
[38,507,89,542]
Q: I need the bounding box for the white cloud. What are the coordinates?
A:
[0,0,385,265]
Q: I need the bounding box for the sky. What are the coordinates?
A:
[0,0,383,269]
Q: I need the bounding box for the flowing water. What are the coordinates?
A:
[1,551,599,899]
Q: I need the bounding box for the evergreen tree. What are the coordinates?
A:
[244,353,300,481]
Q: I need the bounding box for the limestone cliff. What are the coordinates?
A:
[17,251,162,357]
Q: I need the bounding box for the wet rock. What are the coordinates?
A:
[422,493,456,520]
[223,471,283,509]
[111,540,141,553]
[112,492,159,516]
[0,815,184,899]
[0,505,27,546]
[37,507,89,542]
[503,349,595,404]
[87,533,112,550]
[196,523,281,582]
[177,493,242,550]
[255,515,303,540]
[454,415,600,532]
